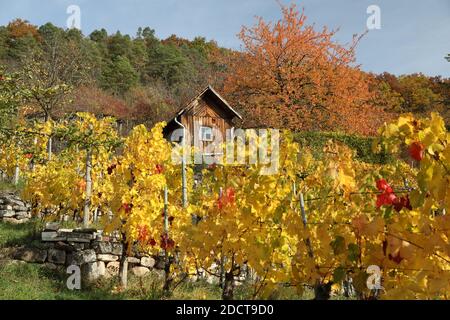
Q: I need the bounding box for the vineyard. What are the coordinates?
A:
[0,110,449,300]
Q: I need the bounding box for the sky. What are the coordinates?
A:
[1,0,449,77]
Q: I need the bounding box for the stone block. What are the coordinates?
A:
[97,254,119,262]
[131,266,150,277]
[140,256,156,268]
[66,253,74,266]
[127,257,140,264]
[92,241,112,254]
[2,217,29,224]
[66,232,93,243]
[55,241,76,252]
[111,243,123,255]
[0,210,15,217]
[74,228,98,234]
[13,205,28,212]
[106,261,120,278]
[81,262,102,283]
[44,262,58,270]
[15,211,30,219]
[5,198,25,207]
[42,231,66,242]
[47,249,66,265]
[97,261,106,277]
[68,242,85,250]
[72,249,97,265]
[14,247,47,263]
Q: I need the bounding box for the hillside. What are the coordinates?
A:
[0,18,448,134]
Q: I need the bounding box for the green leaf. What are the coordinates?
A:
[353,271,369,293]
[409,189,424,208]
[330,236,346,255]
[347,243,360,262]
[333,266,346,283]
[382,206,394,220]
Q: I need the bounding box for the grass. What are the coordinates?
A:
[0,220,39,248]
[0,257,309,300]
[0,220,310,300]
[0,262,118,300]
[0,180,25,193]
[0,259,271,300]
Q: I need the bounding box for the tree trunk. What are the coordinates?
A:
[76,145,81,174]
[30,137,38,172]
[13,165,20,185]
[163,256,173,296]
[47,136,52,161]
[222,271,235,300]
[118,122,123,136]
[83,148,92,228]
[314,281,333,300]
[219,255,225,288]
[44,114,53,161]
[119,240,128,289]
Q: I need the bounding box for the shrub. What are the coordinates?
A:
[294,131,394,164]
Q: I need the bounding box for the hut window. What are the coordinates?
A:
[200,126,213,141]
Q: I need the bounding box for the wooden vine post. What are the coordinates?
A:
[47,134,52,161]
[162,185,173,295]
[13,161,19,185]
[299,190,333,300]
[218,187,225,288]
[13,136,22,185]
[83,147,92,228]
[164,186,169,233]
[181,147,187,208]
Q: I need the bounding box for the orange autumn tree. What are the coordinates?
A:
[7,19,41,41]
[223,3,389,135]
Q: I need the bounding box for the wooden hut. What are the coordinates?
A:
[163,85,242,154]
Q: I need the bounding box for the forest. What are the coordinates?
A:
[0,11,448,136]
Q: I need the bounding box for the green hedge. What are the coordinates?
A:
[293,131,394,165]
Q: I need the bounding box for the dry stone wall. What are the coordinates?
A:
[0,193,32,224]
[13,223,164,282]
[1,193,247,285]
